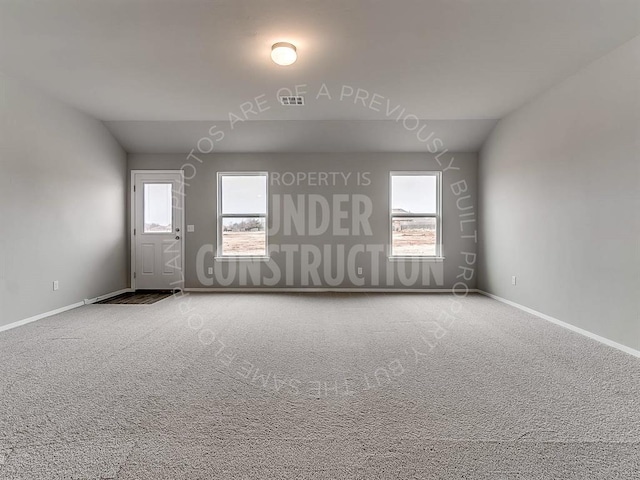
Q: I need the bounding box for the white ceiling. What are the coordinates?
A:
[1,0,638,152]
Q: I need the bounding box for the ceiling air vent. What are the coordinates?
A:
[279,95,305,106]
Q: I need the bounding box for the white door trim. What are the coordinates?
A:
[130,170,185,291]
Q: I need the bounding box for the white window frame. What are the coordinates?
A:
[217,172,269,260]
[389,171,443,260]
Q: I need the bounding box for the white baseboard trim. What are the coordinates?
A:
[0,287,133,334]
[84,288,134,305]
[477,290,640,359]
[0,301,84,334]
[185,287,479,293]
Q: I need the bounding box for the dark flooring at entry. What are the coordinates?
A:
[96,290,173,305]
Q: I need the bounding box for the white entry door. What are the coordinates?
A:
[132,171,184,290]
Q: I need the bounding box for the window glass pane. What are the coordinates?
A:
[392,217,437,256]
[391,175,437,214]
[222,217,266,256]
[221,175,267,214]
[144,183,172,233]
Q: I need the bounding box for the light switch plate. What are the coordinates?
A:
[187,225,195,232]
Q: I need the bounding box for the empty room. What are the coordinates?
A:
[0,1,638,478]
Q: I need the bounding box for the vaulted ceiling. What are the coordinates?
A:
[1,0,638,152]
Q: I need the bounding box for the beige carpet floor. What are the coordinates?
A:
[0,293,638,479]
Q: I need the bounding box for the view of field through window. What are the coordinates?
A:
[219,174,267,256]
[392,217,437,256]
[390,174,438,256]
[218,172,439,257]
[222,218,266,256]
[143,183,173,233]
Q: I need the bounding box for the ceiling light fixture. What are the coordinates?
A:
[271,42,297,66]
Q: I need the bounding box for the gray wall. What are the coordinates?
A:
[478,36,640,350]
[0,72,128,327]
[129,153,478,290]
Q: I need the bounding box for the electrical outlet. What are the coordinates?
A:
[357,267,363,275]
[208,267,213,275]
[53,280,59,291]
[511,276,517,286]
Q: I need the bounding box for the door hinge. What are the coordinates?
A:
[134,228,136,235]
[133,185,136,192]
[134,272,136,279]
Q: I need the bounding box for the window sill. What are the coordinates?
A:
[215,256,270,262]
[388,256,445,262]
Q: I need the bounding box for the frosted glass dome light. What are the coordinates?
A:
[271,42,297,66]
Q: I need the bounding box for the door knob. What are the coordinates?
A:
[175,236,180,240]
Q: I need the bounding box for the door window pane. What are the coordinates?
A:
[144,183,172,233]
